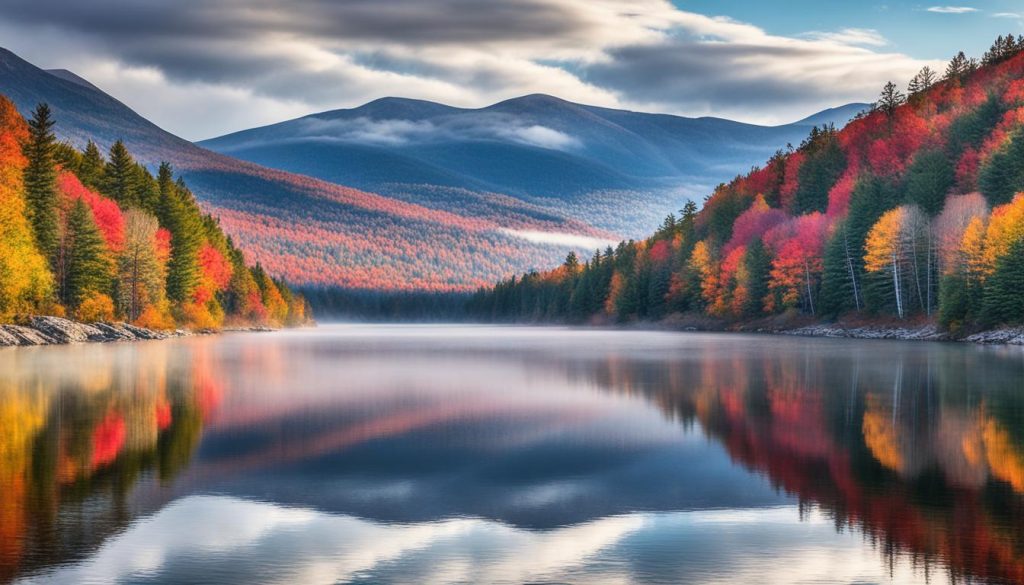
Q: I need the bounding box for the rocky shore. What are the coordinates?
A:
[0,316,185,347]
[652,312,1024,345]
[778,323,1024,345]
[0,316,279,347]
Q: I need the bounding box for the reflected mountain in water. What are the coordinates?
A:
[2,327,1024,583]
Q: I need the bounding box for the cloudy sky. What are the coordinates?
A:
[1,0,1020,140]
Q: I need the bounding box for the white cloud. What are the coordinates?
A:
[497,125,580,150]
[500,229,617,250]
[926,6,979,14]
[0,1,945,138]
[993,12,1022,18]
[803,28,888,47]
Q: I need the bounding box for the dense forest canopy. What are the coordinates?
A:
[0,95,310,328]
[469,36,1024,333]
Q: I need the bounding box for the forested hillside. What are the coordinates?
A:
[0,95,309,328]
[470,36,1024,334]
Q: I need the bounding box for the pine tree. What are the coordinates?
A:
[22,103,60,261]
[158,164,202,303]
[982,238,1024,325]
[793,125,845,214]
[908,66,937,97]
[64,199,114,308]
[78,141,105,189]
[104,140,139,206]
[945,51,969,82]
[876,82,906,119]
[819,224,861,317]
[905,149,954,215]
[979,126,1024,206]
[564,251,580,274]
[742,238,771,317]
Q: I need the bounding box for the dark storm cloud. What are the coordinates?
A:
[0,0,585,45]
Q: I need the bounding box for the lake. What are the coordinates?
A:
[2,325,1024,584]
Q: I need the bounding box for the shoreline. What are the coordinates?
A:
[618,315,1024,346]
[0,315,277,347]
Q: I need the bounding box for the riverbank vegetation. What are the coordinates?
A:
[469,36,1024,336]
[0,95,309,329]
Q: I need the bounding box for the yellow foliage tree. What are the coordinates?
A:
[864,207,907,317]
[0,96,52,321]
[982,194,1024,278]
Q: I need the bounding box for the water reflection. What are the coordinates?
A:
[1,326,1024,584]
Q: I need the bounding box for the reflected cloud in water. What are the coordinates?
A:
[2,325,1024,583]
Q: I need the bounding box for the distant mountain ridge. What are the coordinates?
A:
[202,95,867,234]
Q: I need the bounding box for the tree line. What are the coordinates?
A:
[469,36,1024,334]
[0,95,310,328]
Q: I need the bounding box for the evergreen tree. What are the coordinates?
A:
[948,95,1004,158]
[742,238,771,317]
[22,103,60,261]
[563,251,580,273]
[104,140,139,206]
[846,176,900,312]
[78,141,105,189]
[793,125,845,214]
[938,273,971,333]
[876,81,906,119]
[158,164,202,303]
[945,51,969,82]
[908,66,937,97]
[979,125,1024,206]
[819,224,862,317]
[982,238,1024,325]
[64,199,114,308]
[904,149,954,215]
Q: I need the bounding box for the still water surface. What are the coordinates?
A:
[2,325,1024,584]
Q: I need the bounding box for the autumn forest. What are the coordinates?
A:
[0,96,310,330]
[469,36,1024,334]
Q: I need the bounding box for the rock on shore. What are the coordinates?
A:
[0,316,184,347]
[780,323,950,342]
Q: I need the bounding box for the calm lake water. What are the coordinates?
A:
[2,325,1024,584]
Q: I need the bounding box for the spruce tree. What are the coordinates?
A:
[23,103,60,262]
[819,225,861,317]
[793,126,845,214]
[742,238,771,317]
[904,149,954,215]
[104,140,139,206]
[78,140,105,189]
[945,51,969,82]
[979,125,1024,206]
[158,164,202,303]
[876,82,906,118]
[65,199,114,308]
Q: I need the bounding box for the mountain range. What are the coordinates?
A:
[0,47,865,291]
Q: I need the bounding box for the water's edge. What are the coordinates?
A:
[0,315,276,347]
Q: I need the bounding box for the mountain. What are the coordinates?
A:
[468,38,1024,333]
[0,48,616,291]
[0,47,863,293]
[201,95,867,235]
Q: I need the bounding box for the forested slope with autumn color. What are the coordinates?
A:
[0,95,308,329]
[0,48,612,292]
[470,36,1024,335]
